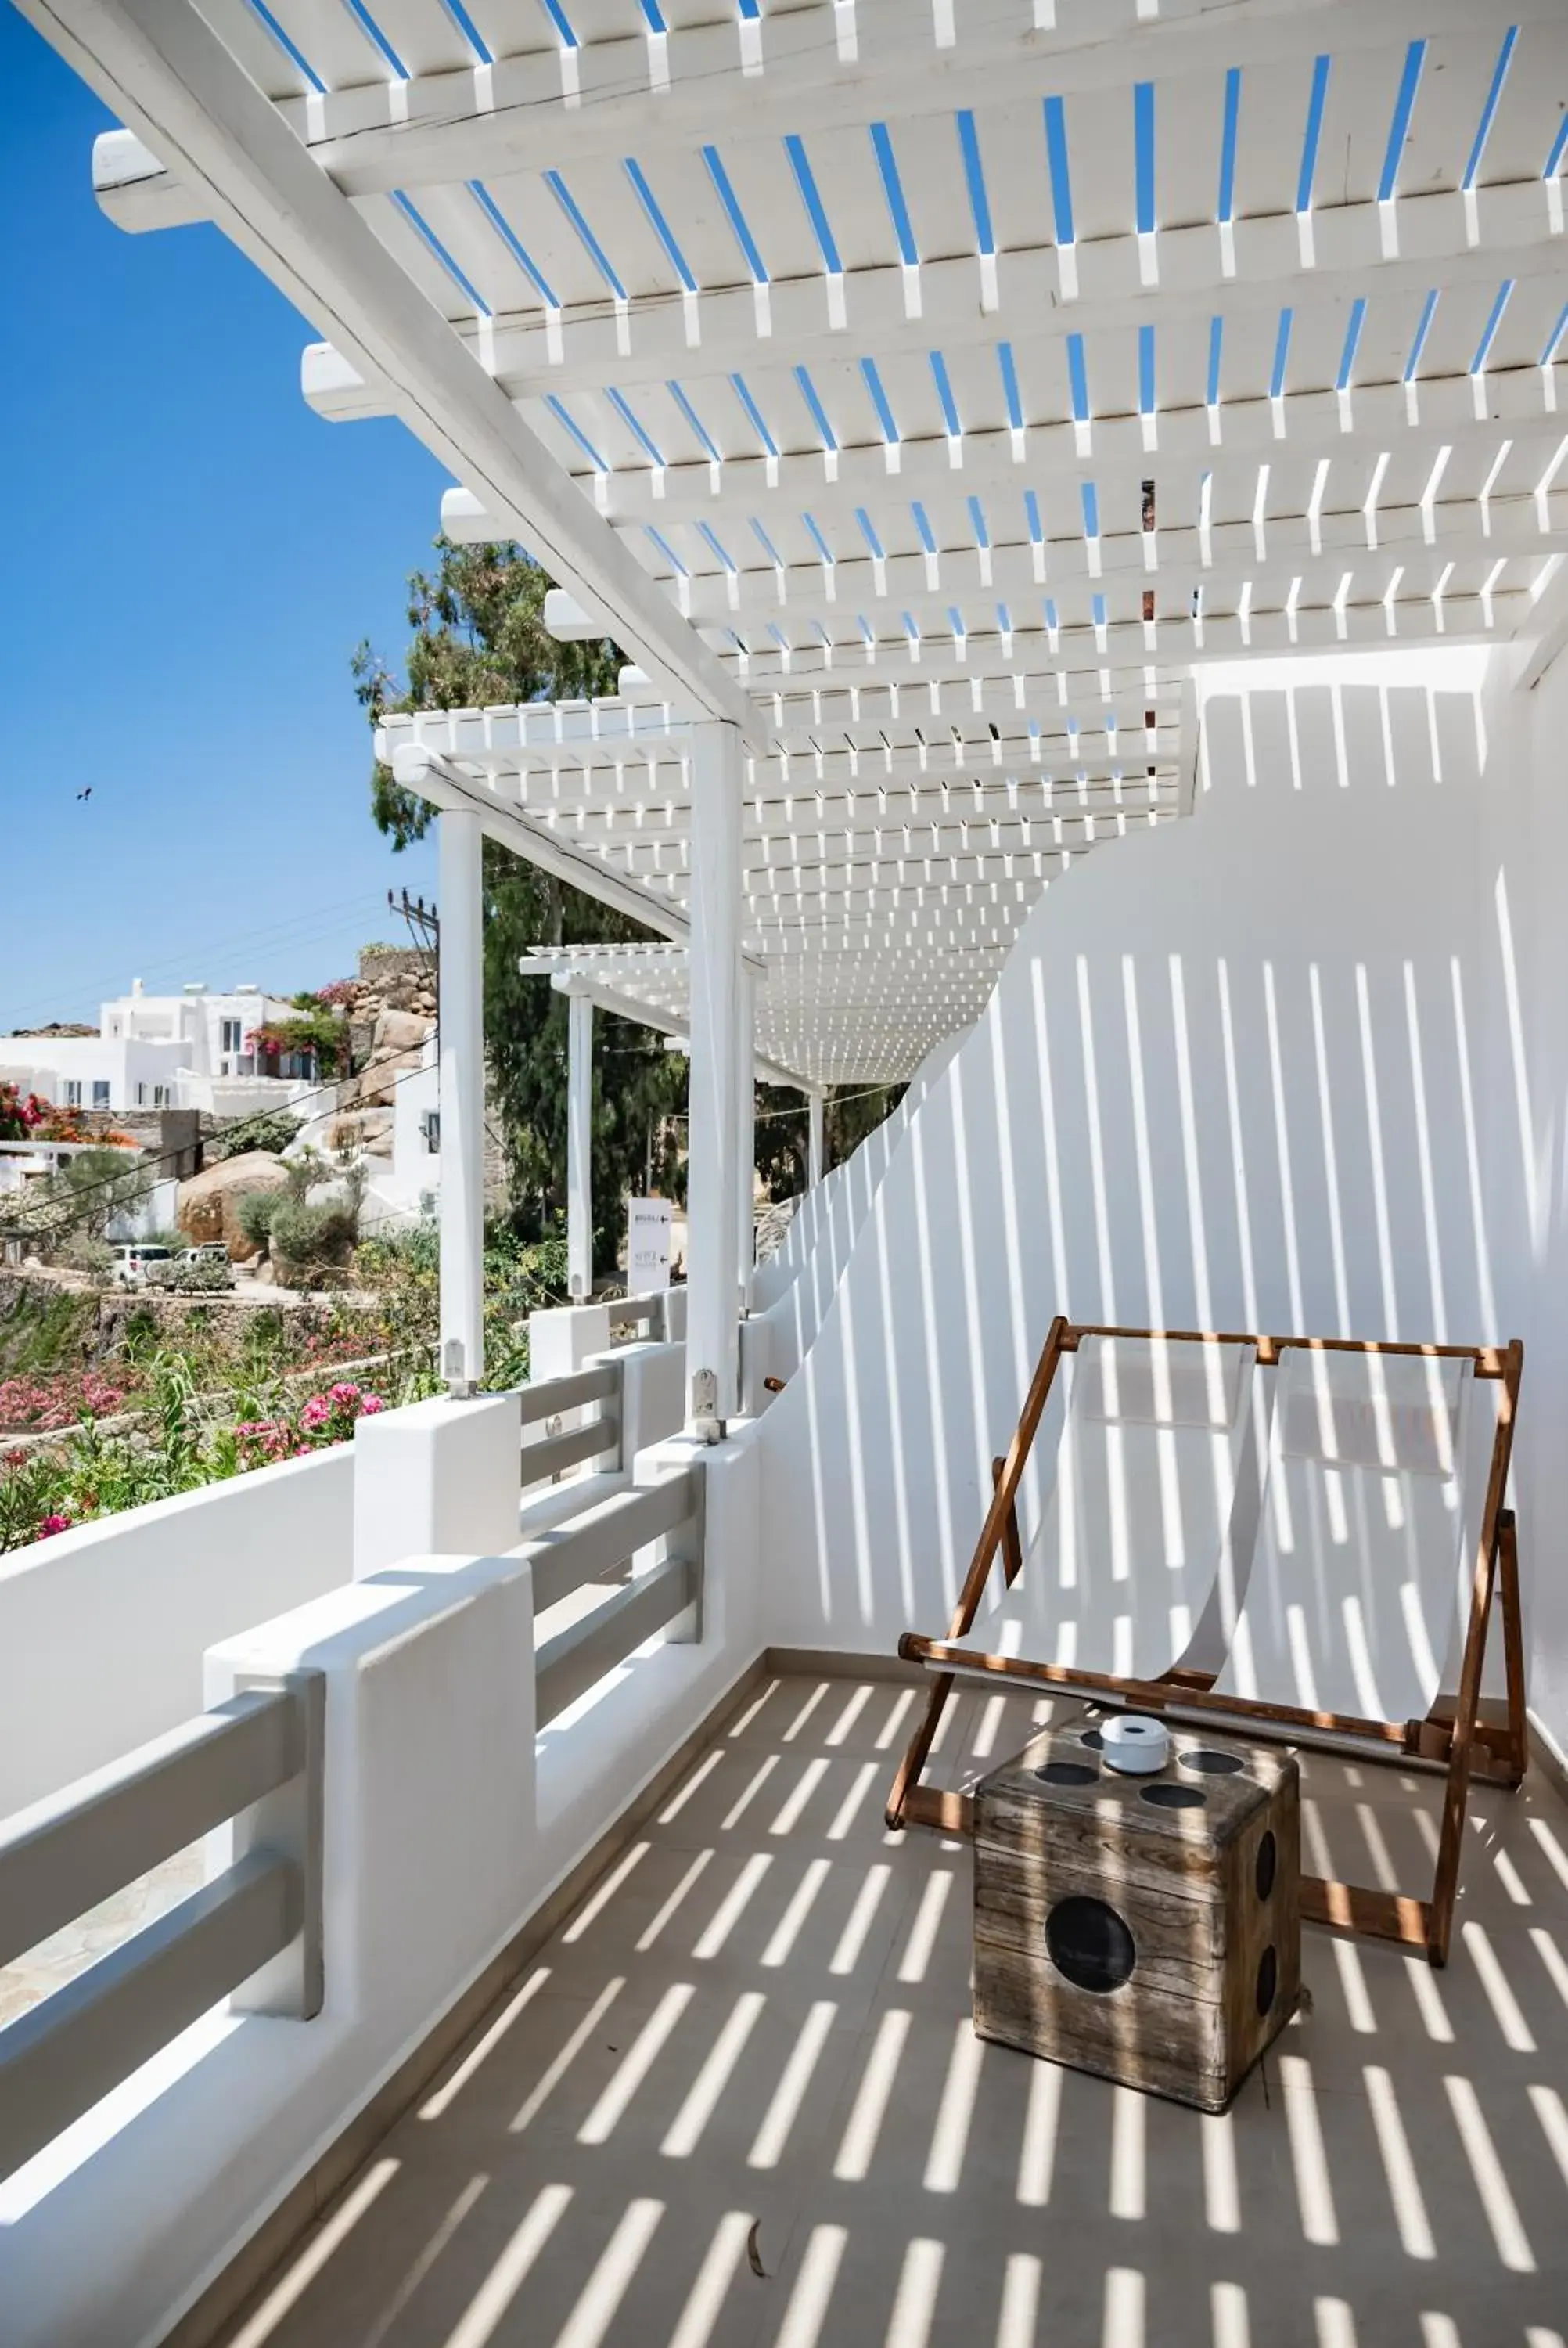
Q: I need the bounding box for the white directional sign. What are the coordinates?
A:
[627,1197,673,1294]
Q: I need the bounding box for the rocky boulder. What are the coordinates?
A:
[177,1151,290,1261]
[325,1106,394,1158]
[340,1007,432,1109]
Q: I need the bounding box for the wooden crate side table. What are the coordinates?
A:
[973,1712,1300,2112]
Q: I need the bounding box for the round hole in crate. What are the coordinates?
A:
[1179,1748,1245,1776]
[1257,1944,1278,2017]
[1255,1829,1278,1902]
[1045,1896,1136,1993]
[1140,1781,1207,1810]
[1080,1728,1106,1750]
[1034,1759,1099,1787]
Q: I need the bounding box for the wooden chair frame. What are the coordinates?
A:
[886,1319,1525,1965]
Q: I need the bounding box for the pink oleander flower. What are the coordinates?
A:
[328,1381,361,1406]
[359,1394,385,1415]
[38,1513,73,1538]
[299,1395,332,1431]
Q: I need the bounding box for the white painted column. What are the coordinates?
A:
[685,720,743,1428]
[566,986,593,1302]
[735,971,755,1311]
[438,808,485,1394]
[807,1090,825,1188]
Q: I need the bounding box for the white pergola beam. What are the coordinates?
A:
[674,593,1528,691]
[565,985,592,1302]
[571,506,1564,639]
[25,0,754,733]
[316,200,1567,423]
[524,783,1177,846]
[437,806,485,1393]
[535,967,814,1094]
[441,372,1568,540]
[685,721,744,1427]
[99,0,1566,224]
[390,742,692,945]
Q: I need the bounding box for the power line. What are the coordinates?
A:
[2,891,391,1028]
[6,1039,441,1226]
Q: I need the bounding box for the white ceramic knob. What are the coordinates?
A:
[1101,1715,1171,1774]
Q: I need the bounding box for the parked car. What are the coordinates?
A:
[110,1244,174,1287]
[147,1244,236,1291]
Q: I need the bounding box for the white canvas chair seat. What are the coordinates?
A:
[951,1335,1257,1684]
[1214,1347,1475,1727]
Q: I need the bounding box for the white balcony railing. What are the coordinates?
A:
[0,1673,324,2183]
[0,1355,709,2226]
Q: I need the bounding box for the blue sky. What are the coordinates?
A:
[1,4,448,1031]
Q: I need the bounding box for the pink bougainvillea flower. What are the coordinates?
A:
[38,1514,73,1538]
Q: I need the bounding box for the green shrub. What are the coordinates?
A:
[156,1257,234,1294]
[271,1197,358,1284]
[208,1112,304,1163]
[236,1190,280,1251]
[59,1235,113,1280]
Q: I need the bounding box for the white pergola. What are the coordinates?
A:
[27,0,1568,1421]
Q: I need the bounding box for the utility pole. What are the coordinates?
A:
[388,887,439,969]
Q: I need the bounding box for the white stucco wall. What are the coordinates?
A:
[0,1448,355,1815]
[756,650,1567,1748]
[750,1032,964,1383]
[0,1430,759,2348]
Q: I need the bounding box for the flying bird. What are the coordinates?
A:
[76,787,92,800]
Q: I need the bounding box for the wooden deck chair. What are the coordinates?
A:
[888,1320,1524,1967]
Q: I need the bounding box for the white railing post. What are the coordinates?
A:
[566,984,593,1302]
[439,807,485,1394]
[807,1089,825,1187]
[685,720,743,1429]
[735,968,755,1313]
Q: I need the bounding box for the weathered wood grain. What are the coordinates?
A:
[973,1708,1300,2112]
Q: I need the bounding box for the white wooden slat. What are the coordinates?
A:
[406,181,538,318]
[352,187,480,323]
[477,372,1568,538]
[110,1,1568,226]
[1042,74,1137,247]
[1395,31,1522,203]
[365,0,480,80]
[197,0,315,101]
[295,175,1566,420]
[1478,18,1568,188]
[261,0,393,92]
[703,135,823,290]
[1228,52,1320,225]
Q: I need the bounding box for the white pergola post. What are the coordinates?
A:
[735,971,755,1312]
[685,720,743,1428]
[566,985,593,1302]
[438,808,485,1394]
[807,1091,825,1189]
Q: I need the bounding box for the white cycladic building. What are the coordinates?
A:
[0,979,320,1118]
[286,1032,442,1231]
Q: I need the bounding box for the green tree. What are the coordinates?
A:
[16,1147,154,1247]
[354,542,689,1268]
[753,1082,908,1203]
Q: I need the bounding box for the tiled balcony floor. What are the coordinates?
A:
[217,1674,1568,2348]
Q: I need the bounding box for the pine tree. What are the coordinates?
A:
[354,541,689,1267]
